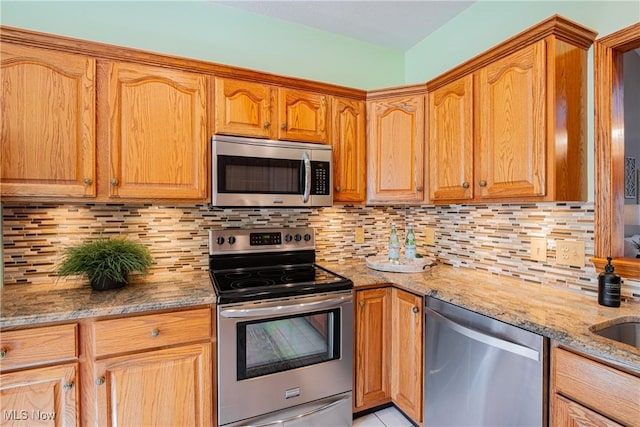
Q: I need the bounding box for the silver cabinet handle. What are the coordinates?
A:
[110,178,119,186]
[479,180,487,187]
[426,307,540,361]
[83,178,93,186]
[462,182,470,189]
[263,121,271,128]
[63,382,74,391]
[0,347,7,359]
[150,328,160,337]
[416,186,424,192]
[280,123,287,130]
[412,306,419,314]
[96,377,106,386]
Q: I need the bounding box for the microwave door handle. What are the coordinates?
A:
[302,152,311,203]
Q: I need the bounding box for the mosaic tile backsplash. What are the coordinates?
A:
[3,202,639,302]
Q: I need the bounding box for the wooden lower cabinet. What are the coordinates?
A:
[550,343,640,427]
[552,394,623,427]
[354,287,391,411]
[390,288,423,423]
[93,343,212,426]
[87,307,214,426]
[0,363,79,427]
[354,287,423,424]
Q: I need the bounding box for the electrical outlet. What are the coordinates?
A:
[354,227,365,244]
[556,240,585,267]
[425,227,435,246]
[530,237,547,262]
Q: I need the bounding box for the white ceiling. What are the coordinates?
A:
[214,0,476,50]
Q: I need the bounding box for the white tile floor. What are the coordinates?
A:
[353,406,414,427]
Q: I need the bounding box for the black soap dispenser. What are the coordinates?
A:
[598,257,621,307]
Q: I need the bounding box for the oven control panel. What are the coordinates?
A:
[209,227,315,254]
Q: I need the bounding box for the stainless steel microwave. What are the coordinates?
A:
[211,135,333,207]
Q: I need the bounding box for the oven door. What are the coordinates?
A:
[212,135,332,207]
[217,291,353,426]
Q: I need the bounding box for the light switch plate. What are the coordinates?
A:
[354,227,365,244]
[425,227,435,246]
[556,240,585,267]
[530,237,547,262]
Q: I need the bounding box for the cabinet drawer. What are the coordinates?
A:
[93,308,211,357]
[553,347,640,426]
[0,324,78,371]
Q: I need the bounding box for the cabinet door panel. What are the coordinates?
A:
[354,288,391,411]
[552,394,622,427]
[95,343,212,427]
[332,97,366,202]
[1,44,96,198]
[277,89,328,143]
[0,363,78,427]
[477,40,546,199]
[428,75,474,201]
[214,78,273,138]
[391,288,422,423]
[367,96,425,203]
[104,61,208,200]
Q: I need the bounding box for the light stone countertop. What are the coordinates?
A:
[0,270,215,328]
[321,260,640,375]
[2,261,639,375]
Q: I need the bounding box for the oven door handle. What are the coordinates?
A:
[242,393,351,427]
[220,295,351,318]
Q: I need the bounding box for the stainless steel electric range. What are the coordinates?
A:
[209,227,354,427]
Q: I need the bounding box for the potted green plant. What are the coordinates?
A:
[58,237,153,290]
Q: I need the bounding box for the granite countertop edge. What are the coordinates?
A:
[2,262,639,375]
[323,260,640,375]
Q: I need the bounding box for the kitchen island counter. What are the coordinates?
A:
[323,260,640,375]
[0,270,215,328]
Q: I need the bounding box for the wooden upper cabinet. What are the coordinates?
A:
[277,88,328,143]
[0,44,96,198]
[332,97,366,202]
[213,77,329,144]
[214,77,273,138]
[477,41,546,199]
[367,89,426,204]
[102,61,208,200]
[428,75,474,202]
[426,16,595,203]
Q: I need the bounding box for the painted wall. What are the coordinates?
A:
[405,1,640,84]
[0,0,404,89]
[405,0,640,203]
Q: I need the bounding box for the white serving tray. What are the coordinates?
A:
[365,255,436,273]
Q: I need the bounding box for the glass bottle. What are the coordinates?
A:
[405,224,416,259]
[388,223,400,262]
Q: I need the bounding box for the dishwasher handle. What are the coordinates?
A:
[426,307,540,361]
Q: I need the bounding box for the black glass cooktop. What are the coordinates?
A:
[210,262,352,304]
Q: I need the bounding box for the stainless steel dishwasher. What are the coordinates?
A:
[424,297,548,427]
